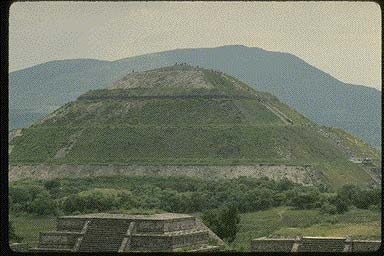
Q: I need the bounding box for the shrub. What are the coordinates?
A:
[328,195,348,213]
[9,220,22,242]
[9,184,57,215]
[28,190,57,216]
[202,205,240,243]
[44,179,61,197]
[337,185,361,205]
[320,203,338,215]
[289,189,321,209]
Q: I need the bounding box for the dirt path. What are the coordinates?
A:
[262,102,292,125]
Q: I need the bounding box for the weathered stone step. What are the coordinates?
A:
[298,240,346,252]
[134,229,206,236]
[29,248,72,252]
[174,244,221,252]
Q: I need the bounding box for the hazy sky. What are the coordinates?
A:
[9,1,381,90]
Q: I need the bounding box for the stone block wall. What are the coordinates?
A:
[251,238,296,252]
[298,237,346,252]
[171,231,209,249]
[164,218,196,232]
[352,240,381,252]
[130,235,173,251]
[251,237,381,252]
[10,243,29,252]
[135,220,165,233]
[39,232,81,250]
[135,217,195,233]
[57,218,87,232]
[128,231,209,251]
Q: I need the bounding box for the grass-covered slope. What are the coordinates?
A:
[9,65,380,188]
[230,207,380,251]
[9,46,381,149]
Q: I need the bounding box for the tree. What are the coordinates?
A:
[320,203,338,215]
[328,195,348,213]
[9,184,56,214]
[337,185,361,205]
[202,205,240,243]
[44,179,61,197]
[277,178,294,191]
[290,189,321,209]
[28,190,57,216]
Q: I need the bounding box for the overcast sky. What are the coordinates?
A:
[9,1,381,90]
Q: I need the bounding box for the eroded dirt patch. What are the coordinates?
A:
[54,129,84,159]
[9,128,23,143]
[9,164,317,185]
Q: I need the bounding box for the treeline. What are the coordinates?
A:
[9,176,381,216]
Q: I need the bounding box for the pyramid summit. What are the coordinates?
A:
[9,65,380,189]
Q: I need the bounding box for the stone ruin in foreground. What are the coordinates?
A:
[30,213,225,252]
[15,213,381,253]
[252,236,381,252]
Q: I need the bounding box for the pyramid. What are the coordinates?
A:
[30,213,225,252]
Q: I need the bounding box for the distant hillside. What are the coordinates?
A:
[9,45,381,148]
[9,65,381,189]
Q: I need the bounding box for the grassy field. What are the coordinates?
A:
[11,207,380,251]
[9,215,57,248]
[231,207,381,251]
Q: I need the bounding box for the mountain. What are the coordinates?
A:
[9,65,381,189]
[9,45,381,148]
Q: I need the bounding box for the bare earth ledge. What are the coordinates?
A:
[8,164,316,184]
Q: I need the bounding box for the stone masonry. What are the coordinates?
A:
[251,236,381,252]
[30,213,223,252]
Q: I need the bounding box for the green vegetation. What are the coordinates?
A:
[35,98,285,127]
[202,205,240,243]
[10,205,380,250]
[255,91,313,126]
[9,126,354,165]
[9,127,77,163]
[9,66,380,188]
[9,215,56,247]
[9,220,22,243]
[9,176,380,218]
[9,174,380,250]
[231,207,380,251]
[322,126,381,160]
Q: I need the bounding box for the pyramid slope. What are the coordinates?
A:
[9,65,381,188]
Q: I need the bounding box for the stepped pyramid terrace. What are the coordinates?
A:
[9,64,381,188]
[29,213,225,252]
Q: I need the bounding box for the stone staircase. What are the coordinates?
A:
[78,219,131,252]
[30,213,223,252]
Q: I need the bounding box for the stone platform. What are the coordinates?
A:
[251,236,381,252]
[30,213,223,252]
